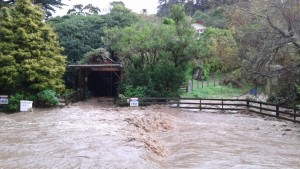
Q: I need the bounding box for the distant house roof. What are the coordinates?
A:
[196,20,204,25]
[191,20,206,33]
[192,23,206,30]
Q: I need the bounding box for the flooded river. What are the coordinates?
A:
[0,99,299,168]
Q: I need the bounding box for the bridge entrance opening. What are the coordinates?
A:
[69,64,122,98]
[88,71,120,97]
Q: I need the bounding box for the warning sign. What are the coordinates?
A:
[0,95,8,104]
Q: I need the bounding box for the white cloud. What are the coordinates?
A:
[53,0,158,16]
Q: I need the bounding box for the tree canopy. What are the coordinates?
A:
[67,4,101,15]
[157,0,235,17]
[0,0,65,18]
[104,4,201,97]
[227,0,300,97]
[0,0,66,94]
[48,14,107,64]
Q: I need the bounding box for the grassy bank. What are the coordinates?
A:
[182,81,250,99]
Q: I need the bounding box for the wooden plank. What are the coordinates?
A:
[249,105,298,116]
[250,110,300,123]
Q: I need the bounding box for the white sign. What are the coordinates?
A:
[0,95,8,104]
[130,98,139,107]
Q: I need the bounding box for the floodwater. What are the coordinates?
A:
[0,99,300,169]
[0,100,161,169]
[158,110,300,169]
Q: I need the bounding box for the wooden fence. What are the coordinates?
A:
[118,97,300,124]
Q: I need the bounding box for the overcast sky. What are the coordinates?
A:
[53,0,159,16]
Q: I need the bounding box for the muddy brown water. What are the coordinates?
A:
[0,99,300,169]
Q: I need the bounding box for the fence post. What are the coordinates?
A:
[199,99,202,111]
[276,105,279,117]
[260,102,262,113]
[247,100,249,109]
[222,99,224,111]
[294,109,296,121]
[177,98,180,108]
[65,96,68,106]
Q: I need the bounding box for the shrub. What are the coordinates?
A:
[36,89,58,107]
[123,85,144,98]
[6,93,24,112]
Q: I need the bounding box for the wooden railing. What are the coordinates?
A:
[117,97,300,124]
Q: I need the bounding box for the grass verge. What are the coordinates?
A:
[182,83,249,99]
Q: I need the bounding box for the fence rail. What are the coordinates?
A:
[118,97,300,124]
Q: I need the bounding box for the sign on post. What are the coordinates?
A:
[130,98,139,107]
[0,95,8,104]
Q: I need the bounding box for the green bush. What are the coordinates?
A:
[123,85,144,98]
[121,63,186,98]
[36,89,59,107]
[6,93,24,112]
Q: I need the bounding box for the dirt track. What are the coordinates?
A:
[0,98,299,168]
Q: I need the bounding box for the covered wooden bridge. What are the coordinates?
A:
[69,64,122,97]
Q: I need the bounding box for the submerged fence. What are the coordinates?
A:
[118,97,300,124]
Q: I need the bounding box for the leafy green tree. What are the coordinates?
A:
[157,0,235,17]
[228,0,300,99]
[104,3,138,28]
[109,1,125,8]
[67,4,101,15]
[104,6,200,97]
[0,0,65,18]
[0,0,66,95]
[48,14,107,64]
[199,27,238,76]
[169,4,201,68]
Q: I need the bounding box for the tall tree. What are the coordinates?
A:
[104,3,138,28]
[0,0,66,18]
[67,4,101,15]
[198,27,238,78]
[157,0,235,17]
[228,0,300,97]
[104,6,200,97]
[0,0,66,94]
[48,14,107,64]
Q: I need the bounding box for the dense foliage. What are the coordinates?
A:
[198,27,238,79]
[0,0,66,95]
[77,48,111,64]
[155,0,300,103]
[67,4,101,15]
[48,14,107,64]
[104,5,200,97]
[227,0,300,102]
[157,0,234,17]
[36,89,59,107]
